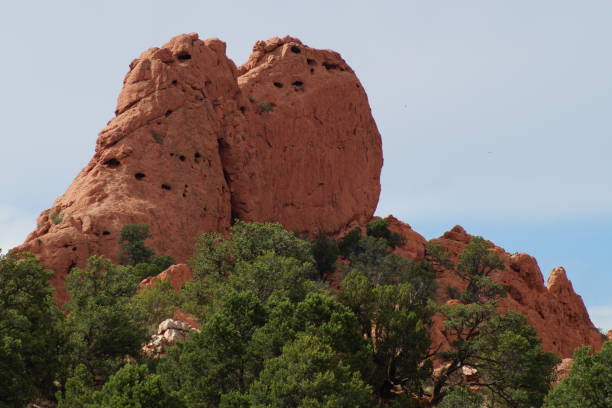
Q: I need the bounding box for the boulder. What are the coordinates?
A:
[139,263,193,291]
[143,317,198,356]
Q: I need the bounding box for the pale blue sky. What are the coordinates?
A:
[1,1,611,330]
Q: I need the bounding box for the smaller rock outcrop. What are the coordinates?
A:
[386,215,427,262]
[139,263,193,291]
[554,358,573,385]
[142,318,198,357]
[431,226,604,358]
[385,218,604,358]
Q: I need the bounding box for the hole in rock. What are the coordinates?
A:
[161,184,172,190]
[290,45,301,53]
[307,58,316,65]
[102,231,110,236]
[72,247,77,251]
[239,106,246,113]
[171,80,178,85]
[169,153,174,157]
[194,152,201,161]
[103,158,120,168]
[134,173,145,180]
[177,52,191,61]
[292,81,303,87]
[310,68,314,74]
[356,83,360,88]
[165,110,173,117]
[179,155,186,161]
[273,82,283,88]
[323,62,339,71]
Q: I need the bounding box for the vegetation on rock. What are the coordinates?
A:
[0,221,602,407]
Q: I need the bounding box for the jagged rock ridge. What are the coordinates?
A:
[17,33,383,302]
[388,218,604,358]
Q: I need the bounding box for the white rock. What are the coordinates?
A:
[158,318,191,334]
[163,328,186,343]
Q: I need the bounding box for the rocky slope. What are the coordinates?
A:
[14,33,602,358]
[388,219,604,358]
[16,33,382,302]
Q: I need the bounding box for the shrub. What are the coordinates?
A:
[543,341,612,408]
[257,101,274,113]
[51,212,63,224]
[119,224,155,265]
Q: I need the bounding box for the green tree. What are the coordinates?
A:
[311,233,339,278]
[119,224,156,265]
[338,228,361,258]
[543,341,612,408]
[91,363,184,408]
[183,221,317,317]
[339,271,432,397]
[64,256,144,378]
[160,290,267,407]
[438,386,483,408]
[366,217,405,249]
[0,251,64,406]
[56,364,94,408]
[454,236,506,304]
[230,252,317,303]
[431,237,559,407]
[336,226,441,400]
[248,334,373,408]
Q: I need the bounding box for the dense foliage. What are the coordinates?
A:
[0,252,64,407]
[1,219,595,407]
[543,341,612,408]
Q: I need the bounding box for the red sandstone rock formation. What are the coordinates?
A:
[389,220,603,358]
[386,215,427,262]
[139,263,194,292]
[13,32,602,359]
[16,33,382,302]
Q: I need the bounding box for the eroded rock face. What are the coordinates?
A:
[16,33,382,302]
[390,218,603,358]
[232,38,382,234]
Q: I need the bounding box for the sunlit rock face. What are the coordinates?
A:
[15,33,382,302]
[389,220,604,358]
